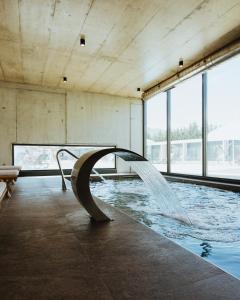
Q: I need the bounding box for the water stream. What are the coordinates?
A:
[129,161,191,224]
[92,168,106,182]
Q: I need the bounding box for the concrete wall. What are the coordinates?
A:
[0,86,143,172]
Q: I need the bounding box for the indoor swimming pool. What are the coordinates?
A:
[90,178,240,279]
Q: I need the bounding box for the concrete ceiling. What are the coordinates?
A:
[0,0,240,98]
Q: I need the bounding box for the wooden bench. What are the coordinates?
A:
[0,165,22,171]
[0,182,8,207]
[0,169,19,195]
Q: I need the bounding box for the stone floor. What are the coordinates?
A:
[0,177,239,299]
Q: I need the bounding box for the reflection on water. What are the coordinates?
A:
[200,242,212,257]
[90,179,240,279]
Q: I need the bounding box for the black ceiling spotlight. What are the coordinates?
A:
[63,76,67,83]
[80,34,86,47]
[137,87,141,92]
[179,58,184,68]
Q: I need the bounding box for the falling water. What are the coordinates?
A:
[92,168,106,182]
[129,161,191,224]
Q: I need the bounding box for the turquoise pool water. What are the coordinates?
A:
[90,179,240,279]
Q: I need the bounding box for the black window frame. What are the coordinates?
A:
[144,53,240,186]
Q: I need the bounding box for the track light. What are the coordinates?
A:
[80,35,86,47]
[63,76,67,83]
[179,58,184,68]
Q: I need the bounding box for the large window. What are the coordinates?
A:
[171,75,202,175]
[207,55,240,179]
[13,144,115,171]
[146,93,167,171]
[144,52,240,182]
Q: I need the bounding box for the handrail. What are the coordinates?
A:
[56,149,78,190]
[56,148,106,190]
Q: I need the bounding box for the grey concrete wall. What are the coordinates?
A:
[0,86,142,172]
[0,88,17,165]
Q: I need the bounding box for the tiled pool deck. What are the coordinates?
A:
[0,177,239,299]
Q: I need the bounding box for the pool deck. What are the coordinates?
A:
[0,177,239,299]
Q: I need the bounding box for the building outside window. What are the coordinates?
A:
[207,54,240,179]
[13,145,115,170]
[170,75,202,175]
[146,93,167,172]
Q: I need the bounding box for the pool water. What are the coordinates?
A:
[90,178,240,279]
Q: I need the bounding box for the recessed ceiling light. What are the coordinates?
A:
[63,76,67,82]
[179,58,184,68]
[80,35,86,47]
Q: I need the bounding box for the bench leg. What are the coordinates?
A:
[5,180,13,196]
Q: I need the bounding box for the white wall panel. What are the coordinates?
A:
[67,91,136,172]
[0,85,142,172]
[130,103,143,155]
[17,90,65,144]
[66,92,130,145]
[0,88,17,164]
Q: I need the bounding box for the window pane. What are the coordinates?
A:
[171,75,202,175]
[207,54,240,179]
[14,145,115,170]
[146,93,167,172]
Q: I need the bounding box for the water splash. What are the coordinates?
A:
[129,161,191,224]
[90,179,240,278]
[91,179,240,243]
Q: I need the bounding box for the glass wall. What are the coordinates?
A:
[207,55,240,179]
[146,93,167,171]
[13,144,115,170]
[145,52,240,181]
[171,75,202,175]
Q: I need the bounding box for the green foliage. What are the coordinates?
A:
[147,122,217,142]
[171,122,202,140]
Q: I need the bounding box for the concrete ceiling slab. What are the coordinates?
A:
[0,0,240,98]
